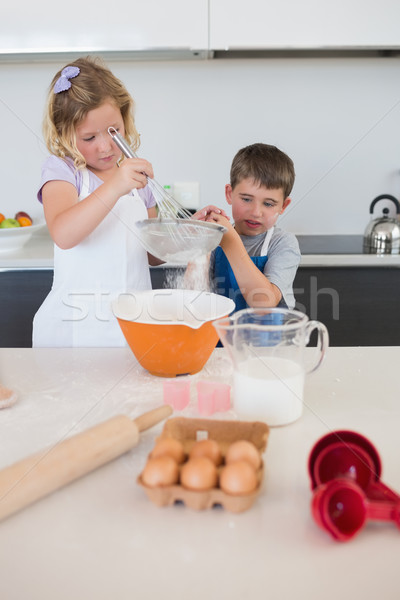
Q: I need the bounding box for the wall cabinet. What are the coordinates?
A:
[3,266,397,348]
[209,0,400,50]
[2,0,399,60]
[1,1,208,57]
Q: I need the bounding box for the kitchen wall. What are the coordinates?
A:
[1,55,400,234]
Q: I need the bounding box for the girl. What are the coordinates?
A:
[33,56,160,347]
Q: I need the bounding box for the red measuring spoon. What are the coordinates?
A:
[311,478,400,542]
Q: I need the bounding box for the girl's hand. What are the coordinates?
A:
[42,157,154,249]
[191,205,229,221]
[111,158,154,196]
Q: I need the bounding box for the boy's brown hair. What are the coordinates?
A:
[230,143,295,198]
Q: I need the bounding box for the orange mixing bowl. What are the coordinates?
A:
[112,289,235,377]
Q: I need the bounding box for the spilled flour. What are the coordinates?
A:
[0,385,17,409]
[165,254,211,292]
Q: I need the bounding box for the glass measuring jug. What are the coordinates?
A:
[213,308,329,426]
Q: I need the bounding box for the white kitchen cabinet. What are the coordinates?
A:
[3,0,399,59]
[0,0,208,57]
[210,0,400,49]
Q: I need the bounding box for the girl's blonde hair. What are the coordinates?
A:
[43,56,140,169]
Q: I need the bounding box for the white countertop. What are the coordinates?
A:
[0,229,54,269]
[0,346,399,599]
[300,253,400,266]
[2,229,400,268]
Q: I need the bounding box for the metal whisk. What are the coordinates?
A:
[108,127,192,219]
[107,127,227,264]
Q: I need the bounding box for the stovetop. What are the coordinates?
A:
[296,235,364,255]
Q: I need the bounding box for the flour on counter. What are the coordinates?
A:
[0,385,17,409]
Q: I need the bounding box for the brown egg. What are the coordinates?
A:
[189,439,222,466]
[141,456,179,487]
[225,440,261,470]
[150,438,186,464]
[219,461,258,496]
[180,457,218,491]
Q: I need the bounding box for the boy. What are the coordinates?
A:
[206,143,300,312]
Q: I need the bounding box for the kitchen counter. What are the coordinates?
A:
[0,228,54,269]
[297,234,400,267]
[2,231,400,269]
[0,346,399,599]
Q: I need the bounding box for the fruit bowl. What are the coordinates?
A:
[112,289,235,377]
[0,220,46,254]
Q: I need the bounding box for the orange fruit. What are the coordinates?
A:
[17,216,32,227]
[0,213,5,224]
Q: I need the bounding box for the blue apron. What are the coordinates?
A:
[213,230,288,313]
[213,230,287,346]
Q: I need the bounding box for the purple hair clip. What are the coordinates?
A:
[54,66,80,94]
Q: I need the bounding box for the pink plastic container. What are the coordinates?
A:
[196,381,231,416]
[163,380,190,411]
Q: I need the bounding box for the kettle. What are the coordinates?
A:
[363,194,400,254]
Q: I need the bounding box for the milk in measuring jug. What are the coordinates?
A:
[233,356,304,426]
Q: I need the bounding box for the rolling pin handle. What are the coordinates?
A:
[134,405,173,433]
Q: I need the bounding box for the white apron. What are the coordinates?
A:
[261,226,274,255]
[33,169,151,347]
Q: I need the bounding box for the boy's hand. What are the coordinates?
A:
[191,205,229,221]
[204,210,239,249]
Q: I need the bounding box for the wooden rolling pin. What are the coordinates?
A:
[0,404,172,522]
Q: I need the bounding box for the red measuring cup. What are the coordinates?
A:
[308,430,400,541]
[308,430,399,502]
[311,478,400,541]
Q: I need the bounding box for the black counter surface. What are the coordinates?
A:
[296,235,364,254]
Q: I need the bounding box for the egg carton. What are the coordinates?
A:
[137,417,269,513]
